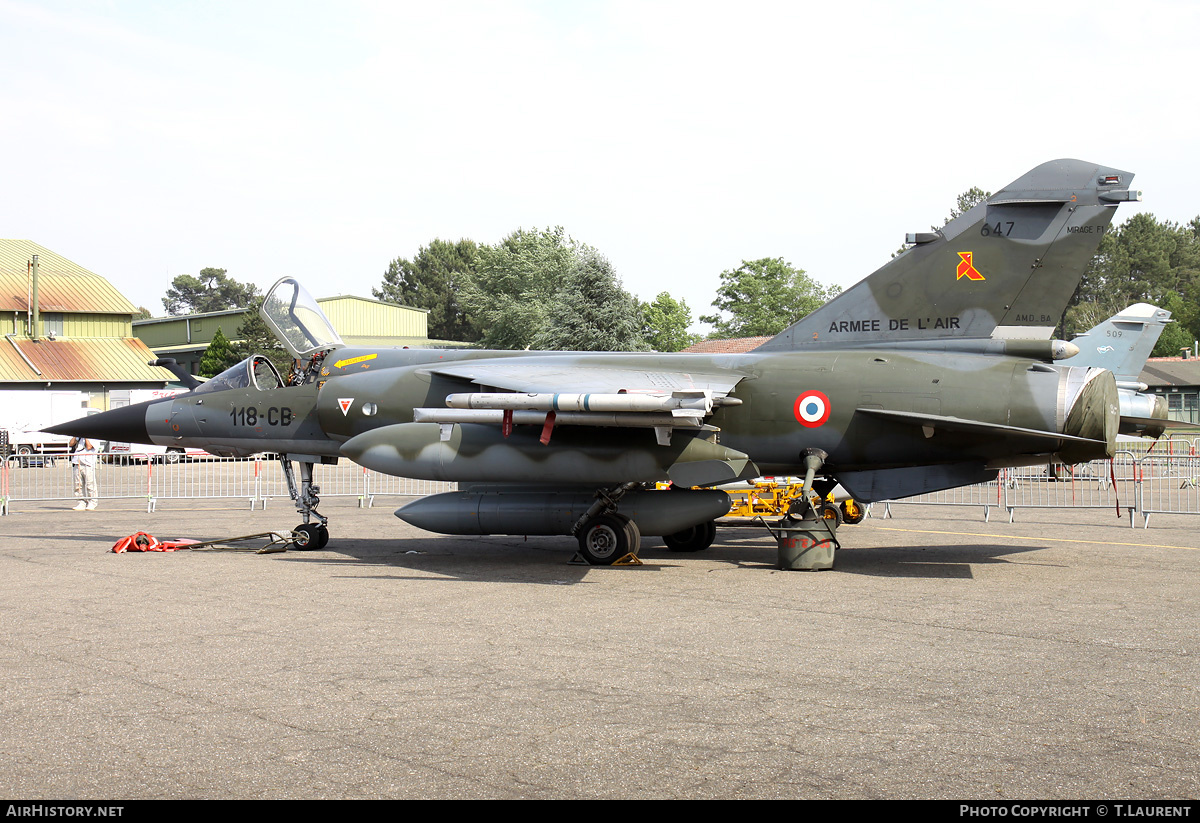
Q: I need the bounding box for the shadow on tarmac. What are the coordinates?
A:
[262,530,1051,584]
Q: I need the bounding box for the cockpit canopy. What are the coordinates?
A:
[194,355,284,395]
[260,277,344,359]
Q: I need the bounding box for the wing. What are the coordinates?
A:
[836,407,1114,503]
[423,358,743,396]
[343,357,759,489]
[853,407,1106,451]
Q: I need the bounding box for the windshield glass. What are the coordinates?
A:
[260,277,344,358]
[194,355,284,395]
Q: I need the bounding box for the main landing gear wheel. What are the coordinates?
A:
[663,519,717,552]
[622,517,641,557]
[292,523,329,550]
[577,513,638,566]
[839,499,865,525]
[819,501,844,526]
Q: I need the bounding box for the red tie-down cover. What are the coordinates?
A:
[111,532,200,553]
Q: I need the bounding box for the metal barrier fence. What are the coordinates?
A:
[864,448,1200,529]
[1137,453,1200,526]
[0,452,455,515]
[3,447,1199,528]
[997,451,1141,521]
[871,473,1007,521]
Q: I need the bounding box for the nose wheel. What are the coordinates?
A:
[292,522,330,550]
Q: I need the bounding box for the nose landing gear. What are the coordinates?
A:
[281,454,333,550]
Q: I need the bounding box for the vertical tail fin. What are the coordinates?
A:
[756,159,1140,351]
[1069,303,1171,385]
[1068,303,1173,436]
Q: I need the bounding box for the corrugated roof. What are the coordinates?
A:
[0,336,172,383]
[0,240,137,314]
[1140,357,1200,389]
[339,335,475,349]
[134,307,246,324]
[321,294,429,313]
[682,337,772,354]
[134,296,427,324]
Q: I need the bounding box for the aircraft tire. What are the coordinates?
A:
[819,502,843,527]
[663,519,717,552]
[623,518,641,555]
[840,500,865,525]
[577,513,634,565]
[292,523,327,551]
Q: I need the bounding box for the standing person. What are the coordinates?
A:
[69,437,99,511]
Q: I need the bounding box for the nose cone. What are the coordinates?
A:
[1054,341,1080,360]
[43,401,154,445]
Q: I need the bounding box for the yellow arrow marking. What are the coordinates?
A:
[334,353,378,369]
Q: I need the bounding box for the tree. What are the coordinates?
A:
[163,268,260,315]
[463,227,584,350]
[941,186,991,226]
[1064,213,1200,342]
[373,239,480,342]
[463,227,649,351]
[894,186,993,258]
[642,292,699,352]
[530,247,648,351]
[1152,301,1193,358]
[198,327,239,377]
[235,297,293,376]
[700,258,839,338]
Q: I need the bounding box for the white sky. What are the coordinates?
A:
[2,0,1196,331]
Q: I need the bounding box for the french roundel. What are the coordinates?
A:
[794,390,831,428]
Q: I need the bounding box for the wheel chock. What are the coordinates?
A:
[568,551,643,566]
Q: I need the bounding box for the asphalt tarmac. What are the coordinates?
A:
[1,497,1197,799]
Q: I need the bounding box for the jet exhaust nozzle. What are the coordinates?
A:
[1058,367,1119,461]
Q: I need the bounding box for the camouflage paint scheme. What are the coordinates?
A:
[50,159,1150,559]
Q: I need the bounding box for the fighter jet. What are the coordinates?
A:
[50,159,1154,564]
[1068,303,1174,436]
